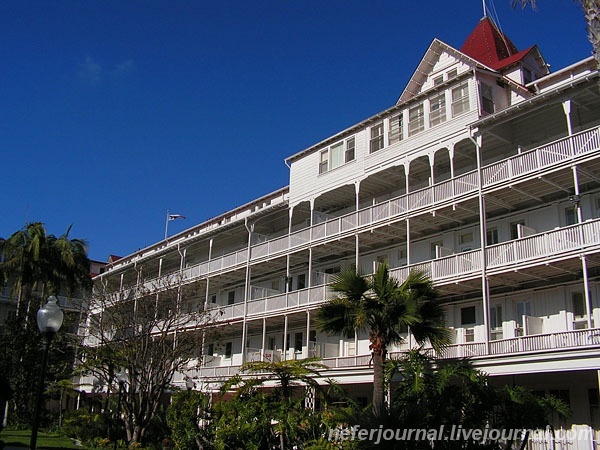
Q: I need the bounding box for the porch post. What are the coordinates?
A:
[572,165,593,329]
[261,317,267,362]
[305,310,311,358]
[283,315,289,361]
[241,221,254,364]
[473,130,491,350]
[405,163,411,265]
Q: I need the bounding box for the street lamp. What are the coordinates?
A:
[30,296,64,450]
[114,370,128,450]
[185,378,194,391]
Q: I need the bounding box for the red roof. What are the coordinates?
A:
[461,17,531,71]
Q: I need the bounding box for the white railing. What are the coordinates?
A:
[487,219,600,269]
[482,127,600,187]
[114,128,600,299]
[191,327,600,379]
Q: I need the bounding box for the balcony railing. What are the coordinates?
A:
[157,127,599,288]
[190,327,600,380]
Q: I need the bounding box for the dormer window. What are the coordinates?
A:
[370,122,384,153]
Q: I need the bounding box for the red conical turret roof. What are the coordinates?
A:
[461,16,533,71]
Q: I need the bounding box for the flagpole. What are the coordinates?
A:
[164,210,170,240]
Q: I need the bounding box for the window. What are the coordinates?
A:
[490,304,503,340]
[309,330,317,343]
[388,113,403,144]
[430,240,443,259]
[459,232,473,245]
[486,227,499,245]
[294,332,303,352]
[510,220,525,240]
[345,137,355,163]
[376,254,388,270]
[297,273,306,290]
[330,141,344,170]
[447,68,458,80]
[207,343,214,356]
[461,306,476,325]
[210,294,217,304]
[228,291,235,305]
[481,83,494,114]
[408,104,425,136]
[320,138,355,174]
[549,389,570,407]
[319,150,328,174]
[572,292,586,318]
[433,75,443,86]
[225,342,232,359]
[370,122,384,153]
[451,82,470,116]
[268,337,276,350]
[565,206,577,226]
[429,92,446,126]
[516,301,531,327]
[490,305,503,329]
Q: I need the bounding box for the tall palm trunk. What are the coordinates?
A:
[371,336,386,418]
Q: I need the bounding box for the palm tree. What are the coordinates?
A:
[315,264,450,418]
[513,0,600,68]
[0,222,91,317]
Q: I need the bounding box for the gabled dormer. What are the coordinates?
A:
[461,16,549,86]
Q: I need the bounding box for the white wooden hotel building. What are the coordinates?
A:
[87,16,600,431]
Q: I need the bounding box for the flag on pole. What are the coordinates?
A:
[168,214,186,221]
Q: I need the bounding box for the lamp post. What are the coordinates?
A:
[29,296,64,450]
[114,370,128,450]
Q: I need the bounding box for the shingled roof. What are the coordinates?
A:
[461,16,534,71]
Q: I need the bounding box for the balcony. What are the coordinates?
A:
[145,126,599,288]
[189,327,600,380]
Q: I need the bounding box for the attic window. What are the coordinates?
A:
[433,75,443,86]
[447,68,458,79]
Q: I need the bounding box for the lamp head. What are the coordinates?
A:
[116,370,129,385]
[185,378,194,391]
[37,296,64,334]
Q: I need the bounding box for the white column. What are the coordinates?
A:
[283,315,289,361]
[473,131,490,349]
[261,317,267,362]
[305,311,311,358]
[241,222,254,364]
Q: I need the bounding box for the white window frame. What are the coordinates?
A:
[481,83,494,114]
[408,103,425,136]
[451,81,470,117]
[429,91,447,126]
[388,113,403,144]
[370,122,384,153]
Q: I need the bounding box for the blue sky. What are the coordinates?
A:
[0,1,592,262]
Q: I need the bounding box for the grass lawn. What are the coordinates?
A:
[0,428,86,449]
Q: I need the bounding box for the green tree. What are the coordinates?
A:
[77,274,213,445]
[512,0,600,67]
[166,389,212,450]
[0,222,91,315]
[0,222,91,427]
[316,265,450,418]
